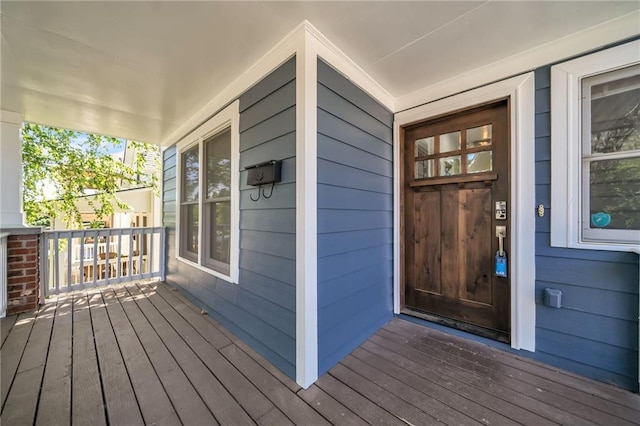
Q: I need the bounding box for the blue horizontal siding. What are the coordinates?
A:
[316,59,393,376]
[534,64,639,391]
[162,57,297,379]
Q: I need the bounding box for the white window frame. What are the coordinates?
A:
[175,101,240,283]
[551,41,640,252]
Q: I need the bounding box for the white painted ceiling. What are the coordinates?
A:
[1,1,638,145]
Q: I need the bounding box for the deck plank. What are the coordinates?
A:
[88,291,144,425]
[383,322,639,425]
[371,331,599,425]
[125,284,252,425]
[154,283,232,349]
[113,286,218,425]
[1,300,56,425]
[362,338,557,425]
[0,310,37,408]
[138,283,274,420]
[315,373,406,426]
[330,363,442,426]
[219,344,330,425]
[101,288,180,425]
[3,282,638,426]
[71,291,106,426]
[297,384,369,426]
[256,406,296,426]
[35,295,74,426]
[1,314,18,348]
[351,346,515,426]
[157,282,301,393]
[386,318,640,417]
[340,354,483,426]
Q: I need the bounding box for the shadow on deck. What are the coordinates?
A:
[1,282,638,425]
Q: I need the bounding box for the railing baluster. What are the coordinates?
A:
[128,228,134,278]
[66,233,72,292]
[92,233,98,286]
[79,230,85,288]
[53,233,60,295]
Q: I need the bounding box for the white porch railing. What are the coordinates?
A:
[42,227,165,296]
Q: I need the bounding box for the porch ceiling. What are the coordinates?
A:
[1,1,638,145]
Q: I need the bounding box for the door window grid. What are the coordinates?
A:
[414,124,493,179]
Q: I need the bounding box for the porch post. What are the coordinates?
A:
[0,110,25,228]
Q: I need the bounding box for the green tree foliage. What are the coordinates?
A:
[22,123,159,228]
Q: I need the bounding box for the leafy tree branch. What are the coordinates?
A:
[22,123,159,228]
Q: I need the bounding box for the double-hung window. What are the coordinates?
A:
[177,101,239,282]
[551,41,640,251]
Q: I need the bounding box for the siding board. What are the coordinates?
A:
[317,109,392,159]
[239,133,295,168]
[163,58,297,380]
[318,134,393,177]
[316,59,393,376]
[318,159,392,194]
[317,60,392,125]
[239,57,296,112]
[318,85,392,143]
[240,80,296,133]
[533,65,639,391]
[317,185,392,211]
[240,107,295,151]
[318,229,393,258]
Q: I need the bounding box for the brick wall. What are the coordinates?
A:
[7,234,39,314]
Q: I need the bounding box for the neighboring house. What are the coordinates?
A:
[0,3,638,392]
[51,140,161,231]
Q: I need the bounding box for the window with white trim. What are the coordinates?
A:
[551,41,640,251]
[176,101,239,282]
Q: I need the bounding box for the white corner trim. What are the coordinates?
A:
[161,23,306,148]
[551,40,640,252]
[395,10,640,112]
[174,100,240,284]
[295,31,318,389]
[394,72,537,352]
[305,22,395,111]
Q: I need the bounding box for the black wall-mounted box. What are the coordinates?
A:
[245,160,282,186]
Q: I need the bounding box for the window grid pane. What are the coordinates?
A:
[181,146,199,202]
[582,64,640,243]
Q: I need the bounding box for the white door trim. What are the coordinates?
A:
[393,73,536,351]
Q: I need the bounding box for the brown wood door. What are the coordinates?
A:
[402,100,510,340]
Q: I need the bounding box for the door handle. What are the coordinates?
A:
[496,226,506,256]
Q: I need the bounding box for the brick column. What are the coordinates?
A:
[6,232,40,315]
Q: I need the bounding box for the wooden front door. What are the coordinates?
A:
[402,100,510,340]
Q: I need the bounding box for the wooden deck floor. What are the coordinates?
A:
[2,282,639,425]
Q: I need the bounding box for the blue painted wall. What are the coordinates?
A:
[316,59,394,375]
[163,57,297,378]
[534,65,639,392]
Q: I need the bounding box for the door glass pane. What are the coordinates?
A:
[415,159,435,178]
[467,125,492,148]
[589,157,640,230]
[205,129,231,199]
[440,131,460,153]
[181,146,199,202]
[467,151,493,173]
[415,137,435,157]
[439,155,461,176]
